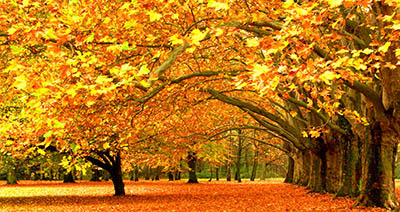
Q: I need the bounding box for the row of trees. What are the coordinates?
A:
[1,0,400,209]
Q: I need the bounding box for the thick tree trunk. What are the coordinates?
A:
[63,170,75,183]
[336,134,360,197]
[187,152,198,183]
[86,151,125,196]
[299,151,311,186]
[7,167,17,184]
[111,153,125,196]
[356,121,398,209]
[284,156,294,183]
[306,141,327,193]
[168,172,174,181]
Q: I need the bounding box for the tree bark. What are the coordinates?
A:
[168,172,174,181]
[110,152,125,196]
[187,152,198,183]
[356,120,398,209]
[216,167,220,181]
[235,130,243,182]
[226,163,231,181]
[284,156,294,183]
[63,170,75,183]
[7,167,17,184]
[250,150,258,181]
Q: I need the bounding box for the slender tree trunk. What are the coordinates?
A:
[174,170,181,180]
[356,120,398,209]
[134,167,139,181]
[235,130,243,182]
[226,163,231,181]
[250,150,258,181]
[209,167,213,182]
[187,152,198,183]
[144,166,150,180]
[216,167,220,181]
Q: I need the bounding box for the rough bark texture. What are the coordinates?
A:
[284,156,294,183]
[226,163,231,181]
[6,168,17,184]
[356,120,398,209]
[187,152,198,183]
[250,150,258,181]
[63,171,75,183]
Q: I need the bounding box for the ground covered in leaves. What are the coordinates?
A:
[0,179,394,211]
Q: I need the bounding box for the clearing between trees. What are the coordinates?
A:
[0,179,395,212]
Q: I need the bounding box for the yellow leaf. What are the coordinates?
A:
[246,38,259,47]
[38,149,46,155]
[392,23,400,30]
[302,131,308,137]
[282,0,294,8]
[214,28,224,37]
[147,10,162,22]
[138,65,150,76]
[378,42,391,53]
[190,29,208,46]
[170,34,184,45]
[103,142,110,150]
[319,71,341,85]
[120,2,130,10]
[103,17,111,24]
[327,0,342,8]
[13,75,27,89]
[310,130,320,138]
[95,75,113,84]
[207,0,229,10]
[7,27,17,35]
[362,48,374,55]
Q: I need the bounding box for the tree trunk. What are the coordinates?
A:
[168,172,174,181]
[235,130,243,182]
[134,167,139,181]
[356,120,398,209]
[174,170,181,180]
[226,163,231,181]
[110,152,125,196]
[284,156,294,183]
[144,166,150,180]
[63,170,75,183]
[7,167,17,184]
[216,167,220,181]
[337,133,360,197]
[187,152,198,183]
[250,150,258,181]
[209,167,213,182]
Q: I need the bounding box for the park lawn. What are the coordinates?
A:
[0,179,393,212]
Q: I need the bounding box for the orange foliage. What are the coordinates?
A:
[0,180,394,212]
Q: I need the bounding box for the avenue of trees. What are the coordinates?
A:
[1,0,400,210]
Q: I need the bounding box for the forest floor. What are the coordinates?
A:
[0,179,395,211]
